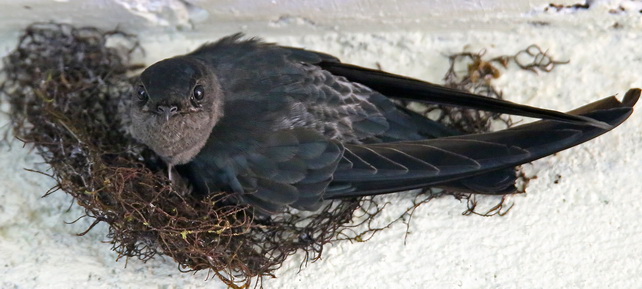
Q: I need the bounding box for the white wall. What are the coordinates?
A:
[1,1,641,288]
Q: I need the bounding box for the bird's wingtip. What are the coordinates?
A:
[623,88,641,107]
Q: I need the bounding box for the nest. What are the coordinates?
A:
[1,23,559,287]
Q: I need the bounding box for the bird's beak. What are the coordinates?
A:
[156,105,178,121]
[163,111,174,121]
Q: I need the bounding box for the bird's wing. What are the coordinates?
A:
[324,89,639,198]
[316,61,613,129]
[178,128,343,215]
[275,45,609,128]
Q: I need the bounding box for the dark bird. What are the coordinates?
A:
[130,34,639,215]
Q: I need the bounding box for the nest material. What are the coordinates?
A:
[1,23,561,287]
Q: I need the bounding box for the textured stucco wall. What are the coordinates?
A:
[1,1,641,288]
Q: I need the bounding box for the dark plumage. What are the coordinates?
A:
[130,34,639,215]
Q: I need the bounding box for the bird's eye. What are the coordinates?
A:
[193,85,205,101]
[136,85,148,101]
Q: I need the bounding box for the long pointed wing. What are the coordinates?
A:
[318,61,612,129]
[324,89,639,198]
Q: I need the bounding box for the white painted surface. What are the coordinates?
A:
[1,1,641,288]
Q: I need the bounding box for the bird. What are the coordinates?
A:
[129,34,639,215]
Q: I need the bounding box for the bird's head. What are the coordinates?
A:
[130,56,224,165]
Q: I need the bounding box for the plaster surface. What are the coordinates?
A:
[1,1,641,288]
